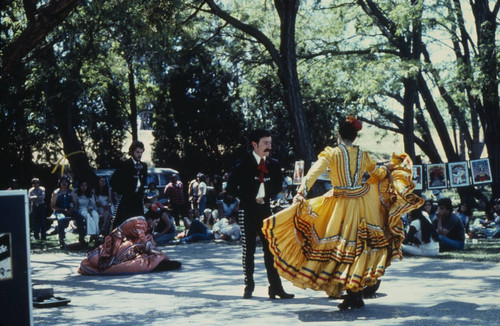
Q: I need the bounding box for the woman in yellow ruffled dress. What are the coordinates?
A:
[262,116,423,309]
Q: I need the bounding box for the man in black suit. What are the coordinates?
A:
[227,129,294,300]
[109,140,148,231]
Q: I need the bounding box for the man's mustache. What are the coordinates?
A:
[264,149,271,152]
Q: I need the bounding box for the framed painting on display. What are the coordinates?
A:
[448,161,470,187]
[470,158,492,185]
[412,165,423,190]
[426,163,447,190]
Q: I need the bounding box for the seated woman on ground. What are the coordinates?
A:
[178,208,213,243]
[78,213,181,275]
[454,201,472,236]
[402,208,440,257]
[150,203,177,245]
[212,213,241,241]
[217,192,239,220]
[422,199,437,222]
[201,208,216,228]
[470,197,500,238]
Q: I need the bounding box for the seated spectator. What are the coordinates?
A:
[201,208,216,228]
[78,215,181,275]
[470,197,500,238]
[145,182,160,208]
[150,203,177,245]
[212,214,241,241]
[422,199,437,222]
[217,193,239,220]
[75,180,100,243]
[95,176,114,236]
[402,208,440,257]
[455,201,472,236]
[434,198,465,251]
[179,210,213,244]
[28,177,46,241]
[50,177,87,248]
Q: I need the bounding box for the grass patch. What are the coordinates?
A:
[437,238,500,263]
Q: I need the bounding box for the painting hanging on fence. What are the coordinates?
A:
[412,165,423,190]
[426,163,447,189]
[448,161,470,187]
[470,158,492,185]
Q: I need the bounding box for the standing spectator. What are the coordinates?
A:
[227,128,293,300]
[50,177,87,248]
[75,180,100,243]
[197,174,208,213]
[109,140,148,232]
[28,177,46,240]
[188,175,200,210]
[95,176,113,236]
[164,175,185,227]
[434,197,465,251]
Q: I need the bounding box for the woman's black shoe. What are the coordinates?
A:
[338,290,364,310]
[268,287,294,299]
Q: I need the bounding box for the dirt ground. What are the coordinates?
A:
[30,241,500,326]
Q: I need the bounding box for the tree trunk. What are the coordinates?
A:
[275,0,315,163]
[41,46,95,186]
[127,60,138,141]
[472,2,500,197]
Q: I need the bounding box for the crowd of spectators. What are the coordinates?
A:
[12,168,500,252]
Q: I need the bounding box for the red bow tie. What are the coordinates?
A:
[258,158,268,182]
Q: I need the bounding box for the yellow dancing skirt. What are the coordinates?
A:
[262,154,423,298]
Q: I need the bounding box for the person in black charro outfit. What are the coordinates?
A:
[109,140,148,232]
[227,129,294,300]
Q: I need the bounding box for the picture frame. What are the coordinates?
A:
[448,161,470,187]
[470,158,492,185]
[293,160,304,185]
[426,163,447,189]
[412,165,423,190]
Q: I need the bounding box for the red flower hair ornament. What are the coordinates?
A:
[346,116,362,131]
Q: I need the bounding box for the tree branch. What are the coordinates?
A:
[1,0,82,75]
[201,0,282,69]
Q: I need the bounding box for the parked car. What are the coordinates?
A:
[95,167,179,197]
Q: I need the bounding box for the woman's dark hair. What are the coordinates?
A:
[424,199,437,214]
[458,202,472,216]
[338,121,358,142]
[95,177,109,196]
[145,209,161,221]
[128,140,145,156]
[76,180,92,197]
[409,209,439,243]
[58,176,70,188]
